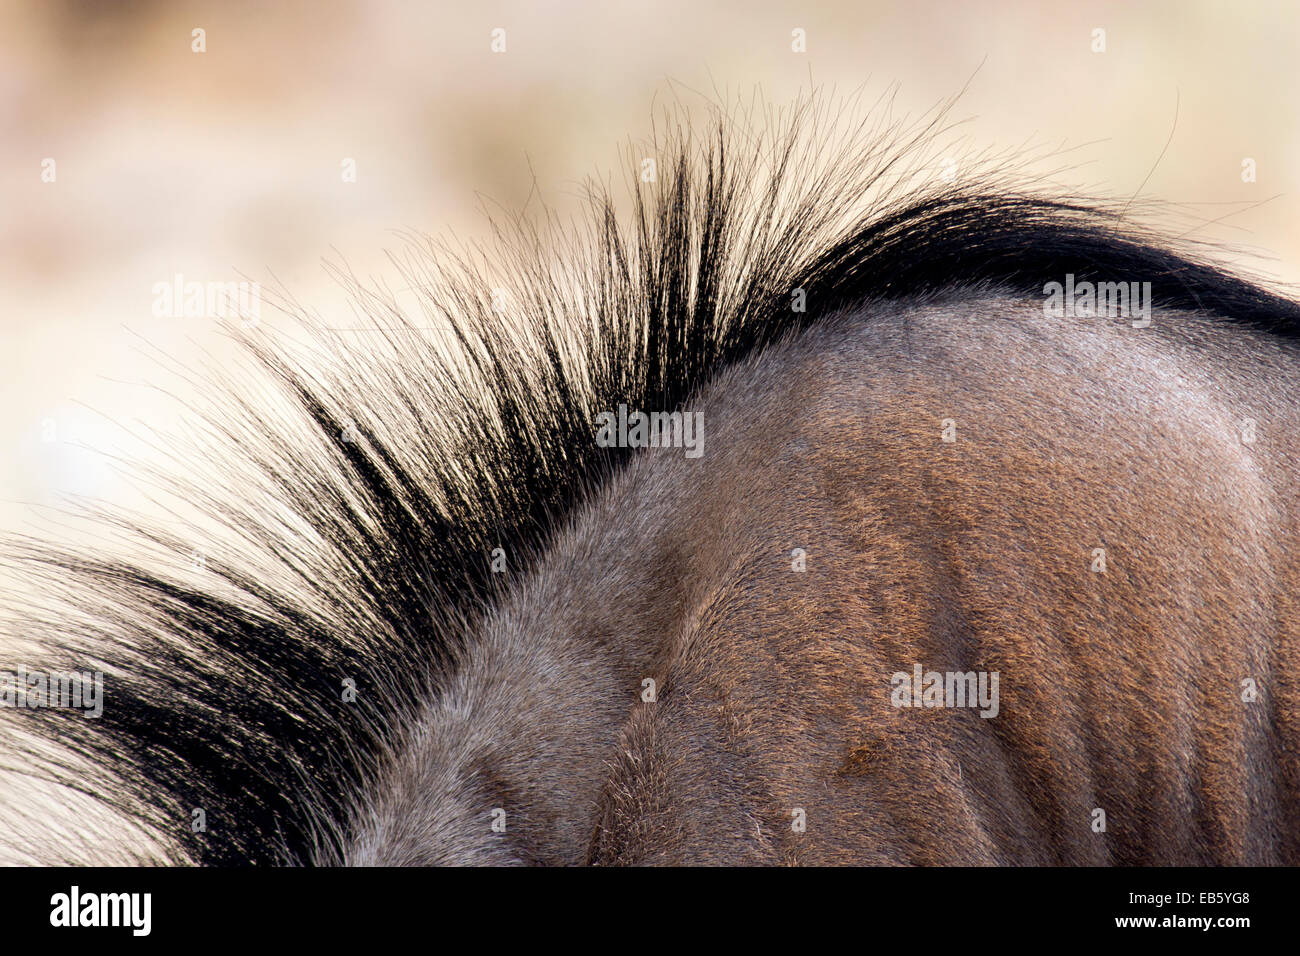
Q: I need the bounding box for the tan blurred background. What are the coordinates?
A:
[1,0,1297,540]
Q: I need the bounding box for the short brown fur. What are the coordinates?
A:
[342,296,1300,865]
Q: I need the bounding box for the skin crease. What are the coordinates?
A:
[339,294,1300,866]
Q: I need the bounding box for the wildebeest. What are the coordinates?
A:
[2,95,1299,865]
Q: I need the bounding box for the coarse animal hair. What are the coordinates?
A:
[2,89,1298,865]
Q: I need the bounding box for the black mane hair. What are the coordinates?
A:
[3,92,1298,865]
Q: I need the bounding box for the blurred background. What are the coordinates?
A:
[1,0,1297,544]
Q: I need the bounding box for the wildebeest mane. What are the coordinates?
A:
[2,92,1297,866]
